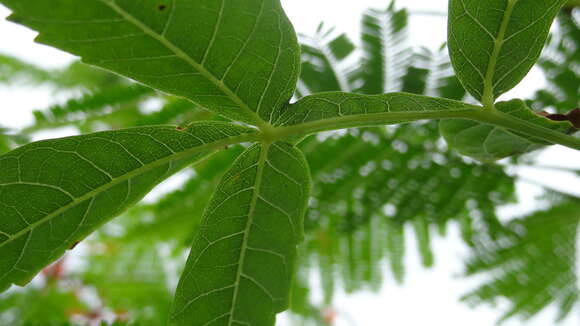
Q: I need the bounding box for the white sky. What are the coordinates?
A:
[0,1,579,325]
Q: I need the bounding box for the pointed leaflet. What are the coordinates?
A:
[440,99,573,162]
[171,142,311,326]
[448,0,567,103]
[1,0,300,125]
[276,92,479,132]
[0,122,256,292]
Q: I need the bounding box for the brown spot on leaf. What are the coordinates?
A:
[157,4,167,11]
[69,241,80,250]
[176,126,184,131]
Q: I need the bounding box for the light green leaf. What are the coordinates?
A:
[1,0,300,125]
[276,92,479,133]
[171,142,311,326]
[440,99,572,162]
[448,0,567,104]
[0,122,257,292]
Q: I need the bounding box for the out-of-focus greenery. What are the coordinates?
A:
[0,3,578,326]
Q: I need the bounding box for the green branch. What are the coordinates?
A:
[259,106,580,153]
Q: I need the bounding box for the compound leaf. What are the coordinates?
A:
[1,0,300,125]
[448,0,567,102]
[440,99,573,162]
[0,122,256,292]
[171,142,311,326]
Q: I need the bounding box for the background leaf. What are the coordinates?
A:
[358,1,411,94]
[463,199,580,322]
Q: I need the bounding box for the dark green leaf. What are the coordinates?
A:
[1,0,300,125]
[171,142,311,326]
[0,122,255,292]
[448,0,567,102]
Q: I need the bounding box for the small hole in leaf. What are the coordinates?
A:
[157,4,167,11]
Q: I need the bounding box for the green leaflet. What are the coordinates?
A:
[171,142,311,326]
[1,0,300,125]
[440,99,572,162]
[0,122,256,292]
[276,92,479,132]
[448,0,567,104]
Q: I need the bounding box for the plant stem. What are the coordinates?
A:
[270,109,477,139]
[258,108,580,153]
[481,0,517,109]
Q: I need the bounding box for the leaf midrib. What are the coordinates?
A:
[481,0,518,108]
[275,107,478,136]
[99,0,269,128]
[0,132,259,249]
[227,143,270,325]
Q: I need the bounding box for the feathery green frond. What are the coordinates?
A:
[298,25,357,95]
[31,84,153,127]
[358,1,411,94]
[0,53,54,85]
[463,200,580,322]
[298,123,515,295]
[529,11,580,114]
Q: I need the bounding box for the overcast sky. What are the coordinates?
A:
[0,1,579,326]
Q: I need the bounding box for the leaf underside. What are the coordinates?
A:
[440,99,572,162]
[277,91,478,130]
[0,122,254,291]
[171,142,311,326]
[1,0,300,124]
[448,0,567,101]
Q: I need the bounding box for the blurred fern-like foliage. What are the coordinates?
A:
[463,195,580,323]
[0,3,579,326]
